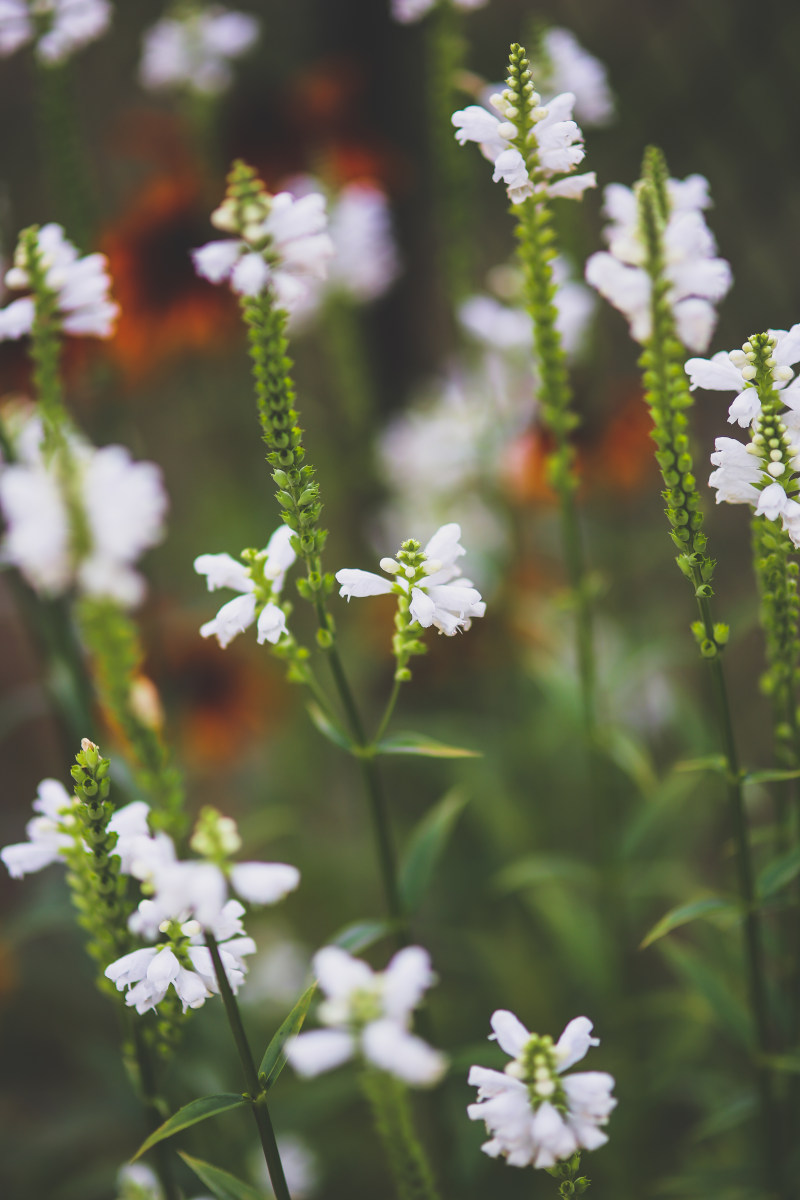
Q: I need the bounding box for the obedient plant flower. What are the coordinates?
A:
[139,4,259,96]
[391,0,487,24]
[452,56,595,205]
[534,28,614,127]
[468,1010,616,1168]
[192,167,333,312]
[0,223,118,342]
[686,323,800,427]
[0,417,167,605]
[0,0,111,62]
[287,945,446,1086]
[337,522,485,638]
[585,174,732,352]
[0,778,76,877]
[105,899,256,1014]
[194,523,296,648]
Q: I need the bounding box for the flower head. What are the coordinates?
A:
[535,28,614,127]
[468,1010,616,1168]
[192,162,333,312]
[585,172,732,353]
[391,0,487,24]
[453,44,595,206]
[0,0,111,63]
[287,945,446,1086]
[686,324,800,427]
[0,778,76,877]
[140,5,259,95]
[0,223,118,343]
[195,524,296,648]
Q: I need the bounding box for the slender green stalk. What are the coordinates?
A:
[36,61,94,250]
[546,1150,591,1197]
[205,933,292,1200]
[130,1022,181,1200]
[360,1068,441,1200]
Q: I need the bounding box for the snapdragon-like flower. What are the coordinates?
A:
[192,178,333,312]
[0,0,111,63]
[287,945,446,1086]
[452,55,595,206]
[585,175,732,352]
[468,1010,616,1168]
[0,222,118,343]
[391,0,487,24]
[194,524,296,648]
[336,522,485,637]
[536,28,614,127]
[139,5,259,96]
[686,324,800,427]
[0,778,76,877]
[105,900,255,1014]
[0,416,167,605]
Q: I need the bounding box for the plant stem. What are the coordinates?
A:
[361,1068,441,1200]
[205,933,292,1200]
[130,1023,181,1200]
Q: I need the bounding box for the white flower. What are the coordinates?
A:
[336,522,486,636]
[0,0,110,62]
[686,325,800,427]
[539,28,614,127]
[195,524,295,648]
[287,945,446,1087]
[708,433,800,548]
[0,223,118,342]
[1,779,76,878]
[0,426,168,605]
[585,176,732,352]
[140,6,259,95]
[391,0,486,23]
[193,191,334,312]
[468,1010,616,1168]
[143,851,300,932]
[453,84,594,206]
[105,901,256,1015]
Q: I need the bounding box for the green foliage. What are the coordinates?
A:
[178,1152,267,1200]
[258,983,317,1086]
[399,788,469,912]
[131,1094,249,1160]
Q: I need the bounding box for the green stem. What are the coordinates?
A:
[36,60,94,250]
[130,1022,181,1200]
[205,933,292,1200]
[373,677,403,746]
[361,1068,441,1200]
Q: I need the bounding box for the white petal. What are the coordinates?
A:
[287,1029,354,1076]
[382,946,435,1021]
[409,586,436,627]
[554,1016,599,1071]
[194,552,253,594]
[231,252,271,296]
[230,861,300,905]
[255,602,288,645]
[192,239,243,282]
[684,351,743,393]
[362,1019,446,1086]
[490,1009,531,1058]
[335,568,394,599]
[200,593,257,647]
[313,945,374,1000]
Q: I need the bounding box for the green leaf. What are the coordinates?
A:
[374,731,480,758]
[744,767,800,784]
[331,918,393,953]
[494,854,596,895]
[673,755,728,776]
[759,1052,800,1074]
[131,1094,247,1160]
[306,702,354,752]
[640,896,739,949]
[178,1152,266,1200]
[598,725,658,796]
[258,983,317,1085]
[399,789,469,912]
[661,941,752,1048]
[758,845,800,898]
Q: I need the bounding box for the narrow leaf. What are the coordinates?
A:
[399,789,469,912]
[661,941,752,1048]
[331,918,393,953]
[258,983,317,1085]
[673,755,728,776]
[131,1094,247,1160]
[494,854,596,895]
[758,845,800,899]
[744,767,800,784]
[759,1052,800,1074]
[306,702,354,752]
[374,730,480,758]
[178,1152,266,1200]
[640,896,738,950]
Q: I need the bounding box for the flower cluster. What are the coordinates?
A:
[452,44,595,205]
[192,170,333,312]
[468,1010,616,1168]
[0,414,167,606]
[391,0,487,24]
[194,524,296,648]
[534,27,614,127]
[287,945,446,1087]
[0,0,110,62]
[139,4,259,96]
[686,324,800,428]
[336,523,486,638]
[585,173,732,352]
[0,223,118,343]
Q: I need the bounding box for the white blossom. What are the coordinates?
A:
[685,325,800,427]
[0,422,167,606]
[1,779,76,878]
[585,176,732,352]
[195,524,295,648]
[336,522,486,636]
[192,191,333,312]
[468,1010,616,1168]
[0,0,110,62]
[539,28,614,127]
[140,6,259,95]
[287,945,446,1087]
[391,0,487,24]
[0,223,118,342]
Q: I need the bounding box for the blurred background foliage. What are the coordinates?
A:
[2,1,800,1198]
